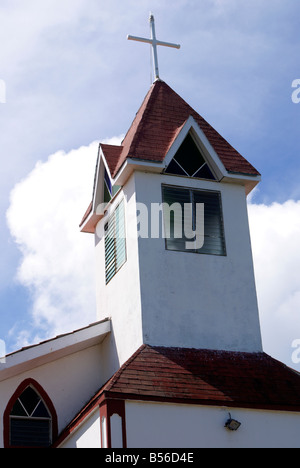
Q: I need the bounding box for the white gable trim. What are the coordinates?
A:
[164,115,226,181]
[92,146,113,215]
[0,319,111,382]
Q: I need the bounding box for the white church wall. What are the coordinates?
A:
[134,171,262,353]
[125,401,300,448]
[0,343,104,448]
[95,174,144,369]
[60,409,101,449]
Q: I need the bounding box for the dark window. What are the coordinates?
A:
[104,168,121,204]
[165,133,216,180]
[162,185,226,256]
[9,386,52,448]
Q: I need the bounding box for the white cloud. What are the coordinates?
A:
[248,200,300,369]
[6,136,123,348]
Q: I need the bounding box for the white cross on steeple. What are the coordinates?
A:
[127,14,180,80]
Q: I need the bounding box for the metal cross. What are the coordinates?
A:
[127,14,180,80]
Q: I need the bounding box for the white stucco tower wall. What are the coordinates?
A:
[95,168,262,367]
[134,171,262,352]
[95,174,144,368]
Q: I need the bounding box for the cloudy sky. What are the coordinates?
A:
[1,0,300,371]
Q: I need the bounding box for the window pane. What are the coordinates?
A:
[173,134,206,176]
[19,387,40,416]
[104,182,112,204]
[162,186,191,252]
[165,133,216,180]
[10,419,51,447]
[104,169,112,195]
[162,186,226,256]
[11,400,27,417]
[165,159,187,176]
[32,401,50,418]
[193,164,215,180]
[193,191,226,256]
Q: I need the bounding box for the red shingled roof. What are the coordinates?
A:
[104,80,260,178]
[80,81,260,230]
[101,144,123,176]
[102,345,300,410]
[56,345,300,443]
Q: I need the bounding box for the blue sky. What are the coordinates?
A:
[1,0,300,370]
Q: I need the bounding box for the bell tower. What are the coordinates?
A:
[80,79,263,367]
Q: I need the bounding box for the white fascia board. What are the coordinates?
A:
[91,145,102,213]
[93,147,121,214]
[0,319,111,382]
[113,158,164,186]
[57,406,100,448]
[92,147,106,214]
[222,173,261,196]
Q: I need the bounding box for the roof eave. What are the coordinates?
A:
[0,319,111,382]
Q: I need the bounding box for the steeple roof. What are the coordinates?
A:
[80,80,260,232]
[102,80,260,178]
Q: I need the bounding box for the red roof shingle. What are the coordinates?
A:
[104,80,260,178]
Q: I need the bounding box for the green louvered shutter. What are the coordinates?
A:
[105,200,126,284]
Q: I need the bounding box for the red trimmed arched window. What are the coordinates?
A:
[4,379,58,448]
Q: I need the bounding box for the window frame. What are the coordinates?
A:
[161,184,227,257]
[3,379,58,449]
[164,132,216,181]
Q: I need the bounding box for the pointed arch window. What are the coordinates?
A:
[4,379,57,448]
[165,133,216,180]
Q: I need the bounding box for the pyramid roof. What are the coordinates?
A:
[102,80,260,178]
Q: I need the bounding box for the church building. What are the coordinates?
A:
[1,18,300,449]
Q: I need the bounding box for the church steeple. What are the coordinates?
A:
[80,80,260,234]
[81,80,262,366]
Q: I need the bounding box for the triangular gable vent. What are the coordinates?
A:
[165,132,216,180]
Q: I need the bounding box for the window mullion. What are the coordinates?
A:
[190,190,196,235]
[30,400,41,418]
[173,157,190,177]
[191,162,206,178]
[18,398,30,418]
